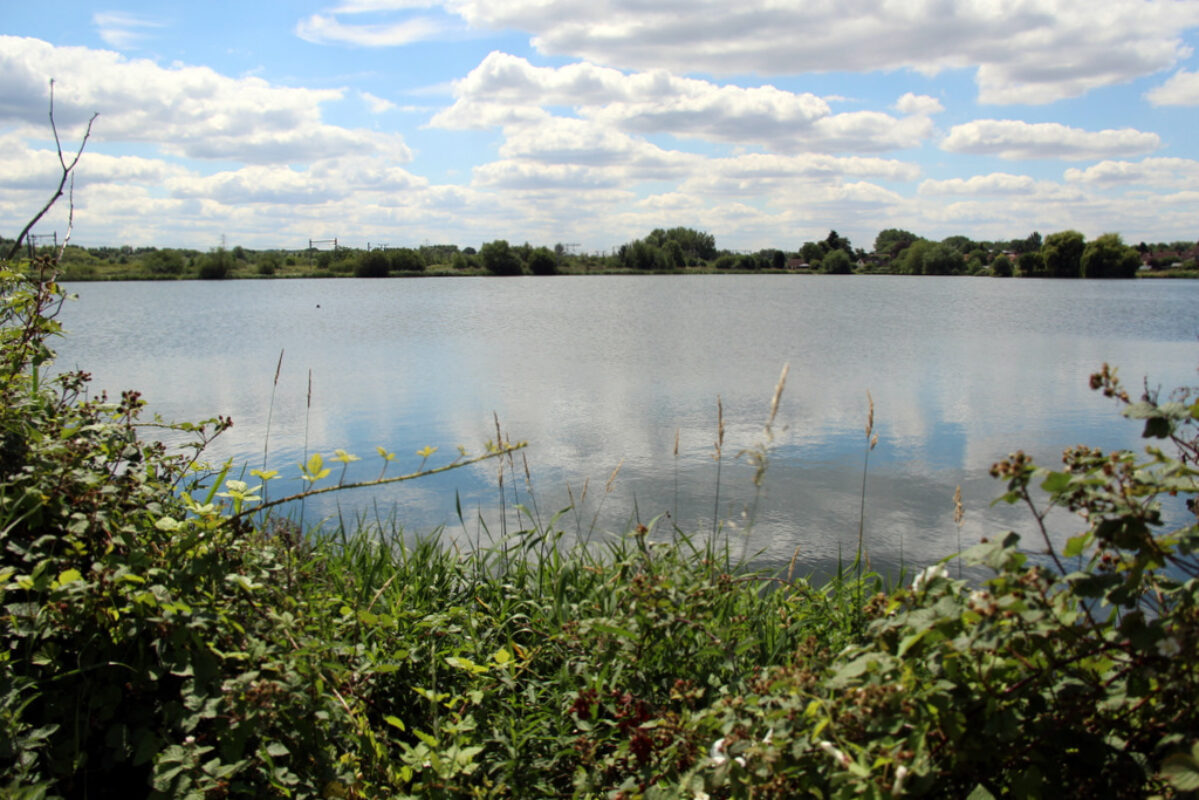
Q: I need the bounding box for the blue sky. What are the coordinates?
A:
[4,1,1199,253]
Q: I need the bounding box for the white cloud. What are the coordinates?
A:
[360,91,398,113]
[1064,157,1199,187]
[92,11,164,50]
[418,0,1199,104]
[0,141,187,191]
[940,119,1161,160]
[295,13,445,46]
[433,52,932,154]
[895,93,944,116]
[472,160,623,190]
[0,36,411,165]
[1145,69,1199,105]
[167,159,425,206]
[918,173,1037,195]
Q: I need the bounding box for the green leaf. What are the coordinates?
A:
[1160,748,1199,792]
[384,715,406,731]
[1063,533,1091,559]
[966,786,997,800]
[1040,471,1072,493]
[265,741,290,758]
[56,569,83,586]
[1123,401,1159,419]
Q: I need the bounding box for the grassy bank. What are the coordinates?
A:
[2,263,1198,798]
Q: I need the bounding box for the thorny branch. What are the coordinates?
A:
[5,79,99,262]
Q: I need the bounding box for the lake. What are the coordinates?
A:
[55,274,1199,577]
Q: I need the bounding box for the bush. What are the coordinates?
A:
[526,248,557,275]
[197,248,232,279]
[355,249,391,277]
[388,248,425,273]
[821,248,853,274]
[480,240,523,275]
[1082,233,1141,279]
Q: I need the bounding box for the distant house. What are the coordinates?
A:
[1143,244,1199,269]
[785,258,810,270]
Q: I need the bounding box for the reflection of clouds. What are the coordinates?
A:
[56,276,1198,574]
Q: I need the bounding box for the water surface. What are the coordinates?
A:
[56,275,1199,576]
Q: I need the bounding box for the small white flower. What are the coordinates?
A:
[818,740,852,769]
[708,738,745,768]
[911,564,949,593]
[968,589,990,606]
[893,764,909,796]
[693,791,710,800]
[1157,636,1182,657]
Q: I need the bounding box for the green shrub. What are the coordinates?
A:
[355,249,391,277]
[197,248,232,279]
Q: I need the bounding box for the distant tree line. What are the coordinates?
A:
[25,224,1197,280]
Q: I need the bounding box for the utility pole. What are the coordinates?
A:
[27,232,57,259]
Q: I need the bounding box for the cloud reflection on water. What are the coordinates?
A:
[56,275,1198,578]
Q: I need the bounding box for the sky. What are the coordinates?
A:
[3,1,1199,254]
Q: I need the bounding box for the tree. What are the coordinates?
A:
[388,248,425,273]
[619,239,665,271]
[662,240,686,270]
[798,242,824,263]
[355,249,391,277]
[1016,251,1045,278]
[1009,231,1042,255]
[991,254,1013,277]
[144,248,184,275]
[874,228,918,257]
[896,239,931,275]
[527,247,558,275]
[821,248,853,274]
[1041,230,1086,278]
[480,240,523,275]
[198,248,233,280]
[823,230,852,254]
[1081,233,1140,279]
[941,235,978,255]
[922,243,963,275]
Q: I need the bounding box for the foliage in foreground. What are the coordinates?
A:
[1,261,1198,798]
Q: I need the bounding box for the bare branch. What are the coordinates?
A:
[5,79,98,262]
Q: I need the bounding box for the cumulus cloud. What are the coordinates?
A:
[433,52,932,154]
[1145,69,1199,105]
[0,36,411,165]
[940,119,1161,160]
[918,173,1037,195]
[1064,157,1199,187]
[895,93,944,116]
[400,0,1199,104]
[0,144,188,191]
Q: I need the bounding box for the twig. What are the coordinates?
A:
[228,442,527,523]
[7,79,98,261]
